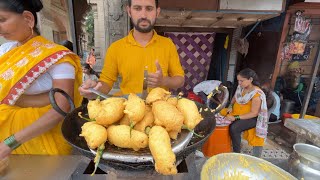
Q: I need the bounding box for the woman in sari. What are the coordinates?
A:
[226,68,268,157]
[0,0,82,161]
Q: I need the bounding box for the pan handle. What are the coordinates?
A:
[49,88,75,117]
[207,85,229,114]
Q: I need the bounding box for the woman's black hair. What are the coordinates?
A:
[59,40,73,51]
[238,68,260,87]
[83,63,100,78]
[84,63,91,70]
[0,0,43,34]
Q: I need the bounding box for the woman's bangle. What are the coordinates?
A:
[4,135,21,150]
[234,115,241,120]
[228,104,233,109]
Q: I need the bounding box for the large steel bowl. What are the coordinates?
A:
[289,143,320,180]
[201,153,296,180]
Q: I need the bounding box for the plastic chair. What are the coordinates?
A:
[268,92,282,124]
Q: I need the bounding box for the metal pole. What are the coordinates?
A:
[67,0,77,54]
[299,43,320,118]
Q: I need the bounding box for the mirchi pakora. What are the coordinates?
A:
[149,126,177,175]
[87,97,126,126]
[152,100,184,132]
[107,125,148,151]
[134,106,154,133]
[166,97,178,106]
[146,87,171,104]
[123,93,146,124]
[177,98,203,129]
[80,122,108,149]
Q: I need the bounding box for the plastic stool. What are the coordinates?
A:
[202,125,232,157]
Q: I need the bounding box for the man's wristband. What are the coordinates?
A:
[234,115,241,121]
[4,135,21,150]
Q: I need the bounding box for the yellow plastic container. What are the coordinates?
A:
[291,114,320,120]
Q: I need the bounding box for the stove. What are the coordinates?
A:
[71,155,199,180]
[3,154,203,180]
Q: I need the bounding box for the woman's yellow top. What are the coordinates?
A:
[0,36,82,155]
[233,93,265,147]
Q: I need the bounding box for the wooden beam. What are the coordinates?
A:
[299,43,320,118]
[159,0,219,11]
[287,2,320,15]
[271,12,291,89]
[154,26,233,34]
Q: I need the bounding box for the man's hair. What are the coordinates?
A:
[128,0,159,8]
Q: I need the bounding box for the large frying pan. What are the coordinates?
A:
[49,86,229,170]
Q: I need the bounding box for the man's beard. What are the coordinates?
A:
[132,18,155,33]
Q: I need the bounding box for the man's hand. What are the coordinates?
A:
[78,79,102,99]
[147,61,164,88]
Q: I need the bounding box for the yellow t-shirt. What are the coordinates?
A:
[100,30,185,95]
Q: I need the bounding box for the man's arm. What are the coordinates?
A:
[167,40,185,89]
[162,76,184,89]
[148,61,184,89]
[78,79,112,99]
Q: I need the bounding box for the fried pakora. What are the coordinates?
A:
[149,126,177,175]
[87,98,126,126]
[177,98,203,129]
[152,101,184,132]
[119,114,130,126]
[134,106,154,133]
[168,130,181,140]
[166,97,178,106]
[146,87,171,104]
[124,94,146,124]
[107,125,148,151]
[80,122,108,149]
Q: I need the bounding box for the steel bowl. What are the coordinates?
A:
[201,153,296,180]
[289,143,320,179]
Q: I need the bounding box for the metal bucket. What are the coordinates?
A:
[288,143,320,180]
[281,99,295,115]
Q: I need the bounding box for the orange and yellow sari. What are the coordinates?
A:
[0,36,82,155]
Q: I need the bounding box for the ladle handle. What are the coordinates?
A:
[49,88,75,117]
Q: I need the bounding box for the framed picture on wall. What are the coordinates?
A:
[292,44,314,61]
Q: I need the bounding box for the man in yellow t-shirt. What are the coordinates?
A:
[79,0,184,98]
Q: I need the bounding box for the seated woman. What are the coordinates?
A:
[226,68,268,157]
[0,0,82,161]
